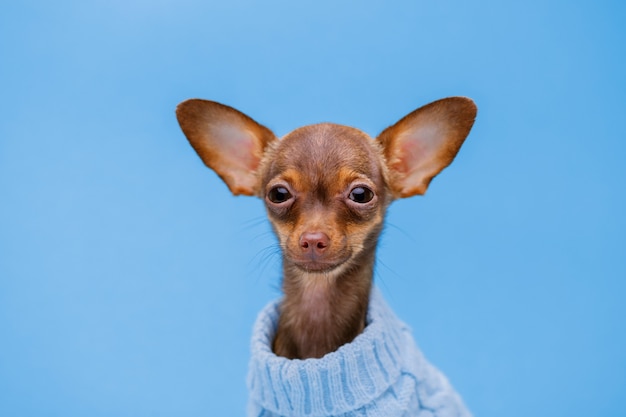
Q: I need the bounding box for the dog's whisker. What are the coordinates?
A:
[240,215,269,229]
[384,222,418,246]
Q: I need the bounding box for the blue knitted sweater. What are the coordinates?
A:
[247,288,471,417]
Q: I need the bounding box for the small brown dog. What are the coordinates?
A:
[176,97,476,359]
[176,97,476,415]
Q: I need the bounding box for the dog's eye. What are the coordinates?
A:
[349,186,374,204]
[268,186,292,204]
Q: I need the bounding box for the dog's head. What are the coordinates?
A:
[176,98,476,276]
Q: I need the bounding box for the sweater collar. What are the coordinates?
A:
[247,288,407,416]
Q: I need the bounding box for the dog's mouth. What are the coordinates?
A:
[288,251,353,274]
[283,235,354,274]
[292,260,344,273]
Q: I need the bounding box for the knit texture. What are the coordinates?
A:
[247,288,472,417]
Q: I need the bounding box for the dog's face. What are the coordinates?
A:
[176,97,477,277]
[258,123,391,276]
[176,97,476,359]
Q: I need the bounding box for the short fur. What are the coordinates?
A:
[176,97,476,359]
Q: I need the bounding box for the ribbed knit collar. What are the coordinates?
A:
[247,288,407,416]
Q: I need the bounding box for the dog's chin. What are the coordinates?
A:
[293,262,340,273]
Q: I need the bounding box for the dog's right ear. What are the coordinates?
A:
[377,97,477,198]
[176,99,277,196]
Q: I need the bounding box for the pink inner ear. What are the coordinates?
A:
[208,124,264,194]
[213,125,261,171]
[397,124,446,170]
[389,123,454,196]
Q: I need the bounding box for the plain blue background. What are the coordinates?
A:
[1,1,624,416]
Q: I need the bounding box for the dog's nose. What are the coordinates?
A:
[299,232,330,255]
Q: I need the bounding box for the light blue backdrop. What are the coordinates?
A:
[1,1,624,416]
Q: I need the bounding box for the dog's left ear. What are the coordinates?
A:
[378,97,477,198]
[176,99,277,196]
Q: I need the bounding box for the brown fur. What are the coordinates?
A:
[176,97,476,359]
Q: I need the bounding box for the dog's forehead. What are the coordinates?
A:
[270,123,381,177]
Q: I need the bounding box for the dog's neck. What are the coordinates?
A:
[273,250,375,359]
